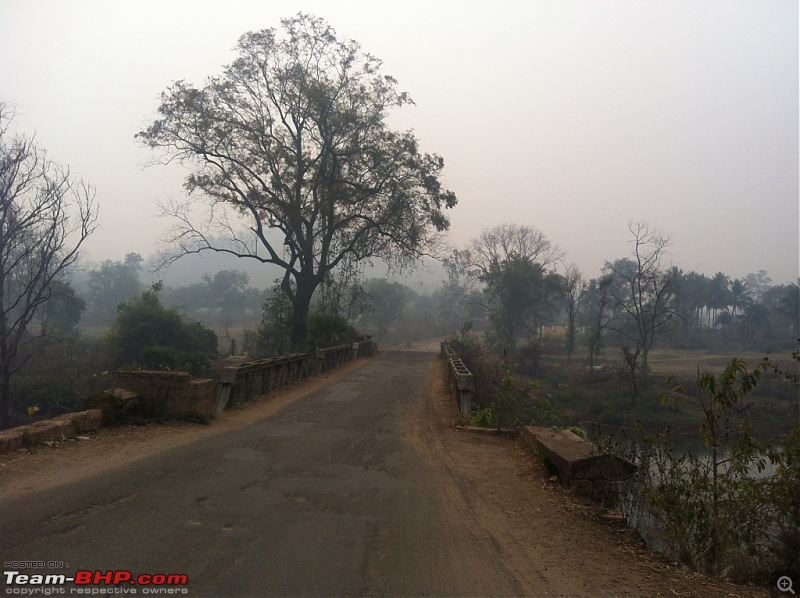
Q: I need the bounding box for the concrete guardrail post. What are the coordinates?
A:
[457,373,474,414]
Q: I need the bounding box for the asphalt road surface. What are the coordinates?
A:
[1,350,530,596]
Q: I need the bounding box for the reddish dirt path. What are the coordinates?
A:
[401,354,766,597]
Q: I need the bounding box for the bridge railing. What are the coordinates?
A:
[213,337,376,413]
[440,342,474,415]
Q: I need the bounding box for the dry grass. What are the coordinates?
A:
[647,347,798,377]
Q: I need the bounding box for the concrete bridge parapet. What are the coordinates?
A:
[441,342,474,415]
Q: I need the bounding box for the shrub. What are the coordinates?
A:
[109,284,218,374]
[307,312,358,349]
[606,353,800,582]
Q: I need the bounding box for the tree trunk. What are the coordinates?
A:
[290,298,310,351]
[622,346,640,401]
[641,347,649,379]
[0,319,9,429]
[0,363,10,430]
[289,281,316,351]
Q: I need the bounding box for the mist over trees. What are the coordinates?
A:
[604,222,681,396]
[439,220,797,398]
[109,283,218,374]
[80,253,145,326]
[2,203,795,427]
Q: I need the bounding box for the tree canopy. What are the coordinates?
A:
[137,14,457,348]
[480,255,562,349]
[467,223,563,277]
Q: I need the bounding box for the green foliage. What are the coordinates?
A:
[307,312,358,349]
[438,249,484,335]
[480,255,561,351]
[244,285,294,358]
[246,283,362,357]
[461,407,495,428]
[313,257,369,323]
[39,280,86,338]
[448,323,500,412]
[161,269,263,328]
[108,284,218,374]
[607,352,800,581]
[584,326,605,361]
[11,370,81,415]
[566,425,586,439]
[771,424,800,570]
[493,366,532,430]
[83,253,144,325]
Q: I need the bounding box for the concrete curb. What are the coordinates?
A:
[454,425,520,437]
[0,409,103,455]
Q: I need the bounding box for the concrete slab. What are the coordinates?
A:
[0,409,103,454]
[521,426,635,490]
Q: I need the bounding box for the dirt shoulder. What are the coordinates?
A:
[408,354,767,597]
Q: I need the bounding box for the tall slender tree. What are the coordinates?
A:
[562,263,587,364]
[607,221,680,396]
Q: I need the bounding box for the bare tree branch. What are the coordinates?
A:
[0,103,98,428]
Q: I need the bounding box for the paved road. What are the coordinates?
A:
[0,351,527,597]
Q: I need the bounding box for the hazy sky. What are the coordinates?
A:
[2,0,798,285]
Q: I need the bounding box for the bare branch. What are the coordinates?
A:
[0,103,98,427]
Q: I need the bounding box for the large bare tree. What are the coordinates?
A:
[606,221,679,396]
[137,14,457,348]
[0,104,98,428]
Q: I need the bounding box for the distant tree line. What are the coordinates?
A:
[439,221,798,398]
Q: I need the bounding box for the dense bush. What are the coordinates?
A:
[307,312,358,349]
[108,284,218,374]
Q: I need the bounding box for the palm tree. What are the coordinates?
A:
[708,272,731,328]
[729,278,752,321]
